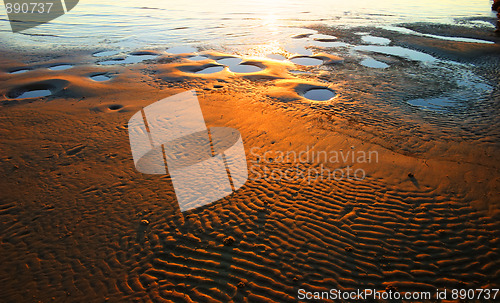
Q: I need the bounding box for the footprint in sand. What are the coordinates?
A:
[310,33,338,41]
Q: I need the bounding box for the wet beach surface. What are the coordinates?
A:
[0,4,499,303]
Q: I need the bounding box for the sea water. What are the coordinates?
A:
[0,0,495,50]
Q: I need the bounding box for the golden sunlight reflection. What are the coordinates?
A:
[245,41,288,60]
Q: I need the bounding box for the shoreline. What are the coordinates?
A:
[0,22,499,302]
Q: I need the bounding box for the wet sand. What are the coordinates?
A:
[0,23,499,302]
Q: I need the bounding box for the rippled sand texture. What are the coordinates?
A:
[0,25,499,302]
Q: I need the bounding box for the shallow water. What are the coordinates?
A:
[90,74,112,82]
[382,26,495,44]
[217,57,243,66]
[304,88,336,101]
[15,89,52,99]
[229,64,263,73]
[360,58,390,69]
[188,55,209,61]
[1,0,494,51]
[93,50,120,57]
[166,46,198,54]
[195,66,225,74]
[98,54,158,65]
[310,40,350,48]
[9,69,30,74]
[361,35,391,45]
[290,57,323,66]
[354,45,437,62]
[48,65,74,71]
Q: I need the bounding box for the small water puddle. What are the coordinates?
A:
[310,33,337,41]
[407,97,452,111]
[166,46,197,54]
[15,89,52,99]
[195,66,224,74]
[304,88,335,101]
[217,57,242,66]
[10,69,30,74]
[188,55,208,61]
[284,44,313,56]
[290,57,323,66]
[229,64,262,73]
[93,50,120,57]
[90,74,112,81]
[48,64,74,71]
